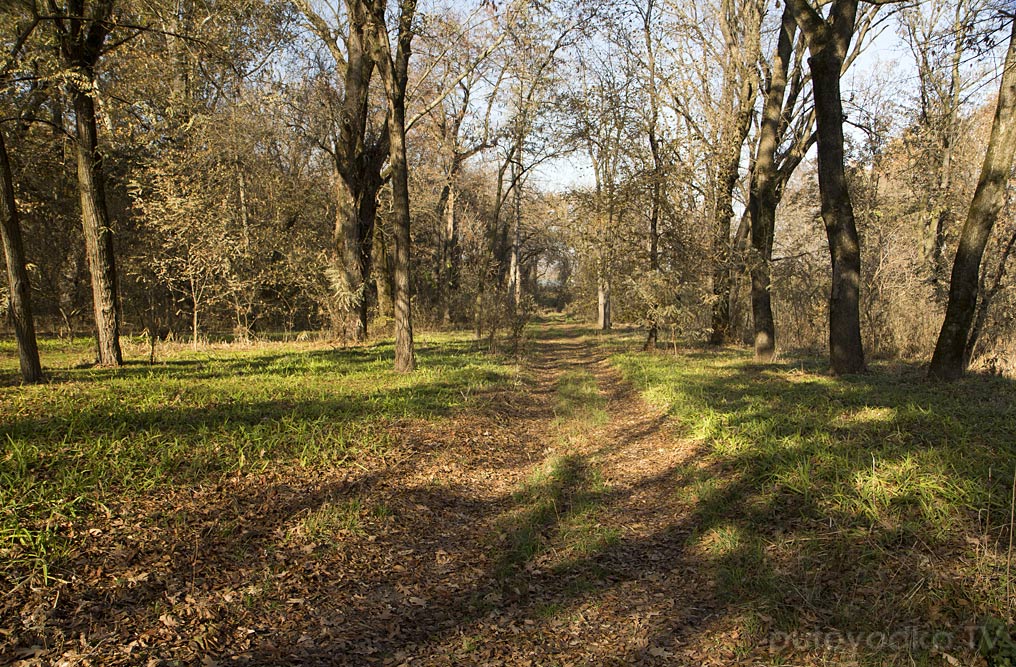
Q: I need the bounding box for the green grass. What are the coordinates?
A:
[0,331,517,584]
[611,347,1016,662]
[292,497,366,541]
[553,369,608,426]
[495,363,615,585]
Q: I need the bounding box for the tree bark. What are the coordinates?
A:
[0,130,43,383]
[708,0,758,346]
[597,268,611,331]
[295,0,388,343]
[930,18,1016,380]
[789,0,865,374]
[439,176,459,323]
[708,119,750,347]
[335,162,382,341]
[748,3,796,362]
[639,0,663,351]
[964,225,1016,364]
[74,82,123,367]
[508,143,523,308]
[811,50,865,374]
[388,98,415,372]
[363,0,418,372]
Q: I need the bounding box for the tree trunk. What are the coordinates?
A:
[597,271,611,330]
[335,167,382,341]
[644,173,660,350]
[964,225,1016,364]
[388,97,415,372]
[788,0,865,374]
[641,0,662,351]
[708,2,757,346]
[0,130,43,383]
[930,18,1016,380]
[439,178,459,323]
[749,3,796,362]
[810,49,865,374]
[708,132,752,345]
[749,192,778,361]
[709,177,735,345]
[190,277,199,349]
[814,71,866,373]
[507,142,523,308]
[74,84,123,367]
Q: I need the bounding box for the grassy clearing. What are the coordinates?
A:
[0,331,517,585]
[611,346,1016,663]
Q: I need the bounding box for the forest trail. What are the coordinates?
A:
[223,321,750,665]
[5,322,766,666]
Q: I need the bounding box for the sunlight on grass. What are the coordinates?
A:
[611,347,1016,664]
[289,497,365,543]
[553,369,607,426]
[0,331,517,584]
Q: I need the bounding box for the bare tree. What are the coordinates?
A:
[786,0,868,373]
[930,16,1016,380]
[292,0,388,342]
[0,14,43,382]
[901,0,991,289]
[361,0,418,372]
[0,129,43,383]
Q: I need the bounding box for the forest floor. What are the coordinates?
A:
[2,319,1016,666]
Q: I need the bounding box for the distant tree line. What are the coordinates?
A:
[1,0,1015,382]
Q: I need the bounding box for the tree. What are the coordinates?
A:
[362,0,419,372]
[929,16,1016,380]
[0,129,43,383]
[411,10,505,323]
[635,0,667,349]
[748,3,803,360]
[49,0,124,366]
[292,0,388,342]
[786,0,868,373]
[900,0,991,289]
[570,47,641,330]
[0,12,44,382]
[706,0,762,345]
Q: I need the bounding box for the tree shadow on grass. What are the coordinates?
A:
[230,346,1016,665]
[7,326,1016,665]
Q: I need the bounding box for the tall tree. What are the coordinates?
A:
[292,0,388,342]
[707,0,761,345]
[0,129,43,383]
[362,0,418,372]
[901,0,990,289]
[929,17,1016,380]
[787,0,867,373]
[49,0,123,366]
[0,12,44,383]
[748,4,800,361]
[633,0,666,349]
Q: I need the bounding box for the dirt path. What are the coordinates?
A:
[254,322,747,666]
[7,322,760,666]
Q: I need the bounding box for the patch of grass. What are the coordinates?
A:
[553,369,608,427]
[497,454,613,581]
[535,601,564,618]
[612,347,1016,664]
[0,331,518,584]
[292,497,365,542]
